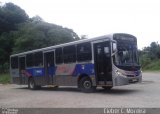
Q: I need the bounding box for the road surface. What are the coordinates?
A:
[0,72,159,108]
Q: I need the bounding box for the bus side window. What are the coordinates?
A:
[55,48,63,64]
[11,56,18,69]
[26,54,34,67]
[112,42,117,53]
[34,52,43,67]
[77,42,92,62]
[63,45,76,63]
[46,52,54,67]
[104,47,110,57]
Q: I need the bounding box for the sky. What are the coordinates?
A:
[1,0,160,49]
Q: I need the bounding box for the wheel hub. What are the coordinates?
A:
[83,81,91,89]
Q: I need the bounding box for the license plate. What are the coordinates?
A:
[132,78,137,82]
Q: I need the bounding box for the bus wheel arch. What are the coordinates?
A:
[77,74,88,88]
[78,74,96,93]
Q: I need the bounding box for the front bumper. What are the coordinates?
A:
[114,74,142,86]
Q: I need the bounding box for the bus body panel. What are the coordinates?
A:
[10,69,20,84]
[11,62,96,86]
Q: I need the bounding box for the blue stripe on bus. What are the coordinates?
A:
[48,66,56,76]
[73,63,95,76]
[26,67,45,76]
[26,63,95,77]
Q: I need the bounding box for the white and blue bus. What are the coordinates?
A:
[10,33,142,92]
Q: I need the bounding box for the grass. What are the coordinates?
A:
[0,73,10,84]
[142,59,160,72]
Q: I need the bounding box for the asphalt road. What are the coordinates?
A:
[0,72,160,108]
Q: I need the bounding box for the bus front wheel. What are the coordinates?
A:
[79,77,96,93]
[28,77,37,90]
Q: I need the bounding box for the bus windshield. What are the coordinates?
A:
[116,46,139,66]
[113,33,139,67]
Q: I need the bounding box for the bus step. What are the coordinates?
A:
[97,85,112,87]
[47,85,58,87]
[98,81,113,85]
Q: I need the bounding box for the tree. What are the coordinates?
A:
[0,3,29,34]
[0,2,80,73]
[148,42,160,59]
[0,2,28,73]
[13,20,80,53]
[0,32,14,73]
[139,41,160,69]
[80,35,88,39]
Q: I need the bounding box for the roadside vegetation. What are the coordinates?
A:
[0,2,80,74]
[139,42,160,71]
[0,73,10,84]
[142,60,160,71]
[0,2,80,83]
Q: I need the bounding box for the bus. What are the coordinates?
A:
[10,33,142,92]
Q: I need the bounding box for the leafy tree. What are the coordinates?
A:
[13,20,80,53]
[0,32,14,73]
[139,42,160,70]
[149,42,160,59]
[80,35,88,39]
[0,2,80,73]
[0,2,29,73]
[0,2,29,34]
[30,15,43,22]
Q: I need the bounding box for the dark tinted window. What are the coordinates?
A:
[45,51,54,67]
[11,56,18,69]
[77,42,92,61]
[55,48,63,64]
[26,53,34,67]
[34,52,43,67]
[63,45,76,63]
[19,57,25,69]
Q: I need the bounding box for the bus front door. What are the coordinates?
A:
[44,51,55,85]
[94,41,112,85]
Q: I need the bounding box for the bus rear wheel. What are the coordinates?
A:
[28,77,37,90]
[79,77,96,93]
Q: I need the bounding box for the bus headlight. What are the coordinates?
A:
[116,70,124,76]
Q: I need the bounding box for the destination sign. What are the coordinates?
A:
[113,34,137,42]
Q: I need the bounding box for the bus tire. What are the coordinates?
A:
[28,77,37,90]
[79,77,96,93]
[102,86,112,90]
